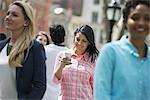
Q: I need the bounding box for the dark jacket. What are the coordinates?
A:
[0,38,46,100]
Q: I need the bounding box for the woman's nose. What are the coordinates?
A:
[5,14,11,21]
[138,18,146,26]
[78,41,82,45]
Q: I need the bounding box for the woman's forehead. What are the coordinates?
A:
[8,4,23,14]
[75,32,88,41]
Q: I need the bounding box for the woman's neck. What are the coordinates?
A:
[129,38,147,58]
[10,36,17,44]
[54,43,65,46]
[10,27,24,44]
[11,32,22,44]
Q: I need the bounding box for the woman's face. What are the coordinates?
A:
[36,34,47,45]
[127,4,150,40]
[4,4,27,33]
[74,32,89,55]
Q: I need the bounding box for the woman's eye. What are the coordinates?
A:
[131,16,139,21]
[76,38,80,41]
[12,12,18,17]
[83,40,88,42]
[6,12,18,17]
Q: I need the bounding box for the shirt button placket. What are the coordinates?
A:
[138,63,143,99]
[138,80,142,99]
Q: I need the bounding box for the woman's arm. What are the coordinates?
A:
[54,60,66,80]
[53,52,72,82]
[94,44,114,100]
[28,41,46,99]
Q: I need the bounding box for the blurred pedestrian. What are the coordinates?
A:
[43,24,68,100]
[53,25,99,100]
[94,0,150,99]
[0,1,46,99]
[36,31,50,45]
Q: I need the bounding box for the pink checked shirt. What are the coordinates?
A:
[53,50,95,100]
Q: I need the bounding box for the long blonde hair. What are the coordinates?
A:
[8,1,35,67]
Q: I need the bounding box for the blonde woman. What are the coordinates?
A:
[0,1,46,99]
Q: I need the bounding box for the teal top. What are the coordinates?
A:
[94,35,150,100]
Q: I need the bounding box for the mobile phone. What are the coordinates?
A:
[65,52,71,61]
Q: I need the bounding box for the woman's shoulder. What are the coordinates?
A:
[101,39,125,53]
[33,39,42,46]
[29,40,46,58]
[31,40,44,49]
[27,40,45,55]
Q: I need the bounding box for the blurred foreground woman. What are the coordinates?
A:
[94,0,150,100]
[0,1,46,100]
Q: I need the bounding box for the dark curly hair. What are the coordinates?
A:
[49,24,66,44]
[123,0,150,24]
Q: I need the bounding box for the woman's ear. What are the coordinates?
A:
[24,20,29,27]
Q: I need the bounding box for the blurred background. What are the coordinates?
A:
[0,0,149,48]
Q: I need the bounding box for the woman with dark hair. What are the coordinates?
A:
[94,0,150,99]
[53,25,99,99]
[35,31,50,45]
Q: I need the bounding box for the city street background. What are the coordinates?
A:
[0,0,150,48]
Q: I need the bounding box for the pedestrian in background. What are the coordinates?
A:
[36,31,50,45]
[0,1,46,99]
[94,0,150,99]
[53,25,99,100]
[43,24,68,100]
